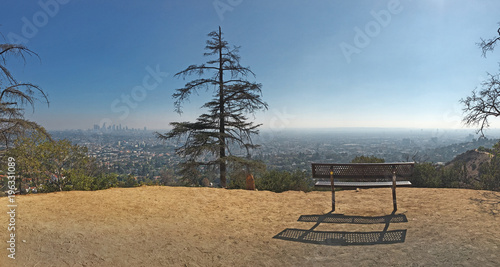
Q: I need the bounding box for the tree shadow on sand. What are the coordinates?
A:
[471,191,500,217]
[273,211,408,246]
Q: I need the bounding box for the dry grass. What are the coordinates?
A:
[1,186,499,266]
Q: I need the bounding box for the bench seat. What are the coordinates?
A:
[315,180,412,188]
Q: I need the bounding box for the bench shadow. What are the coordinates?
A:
[273,211,408,246]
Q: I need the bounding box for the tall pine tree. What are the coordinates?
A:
[157,27,267,187]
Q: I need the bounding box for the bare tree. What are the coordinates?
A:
[0,42,50,146]
[478,24,500,58]
[156,27,267,187]
[461,24,500,135]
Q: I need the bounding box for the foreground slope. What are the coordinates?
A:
[1,186,499,266]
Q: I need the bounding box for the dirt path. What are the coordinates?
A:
[1,186,499,266]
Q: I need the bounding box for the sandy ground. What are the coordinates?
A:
[1,186,499,266]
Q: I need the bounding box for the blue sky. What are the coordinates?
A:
[1,0,500,131]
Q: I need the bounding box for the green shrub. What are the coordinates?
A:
[119,175,139,188]
[62,185,73,191]
[227,168,248,189]
[351,155,385,163]
[256,169,313,193]
[66,170,118,191]
[38,182,60,193]
[412,163,442,188]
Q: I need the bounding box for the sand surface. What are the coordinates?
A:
[1,186,499,266]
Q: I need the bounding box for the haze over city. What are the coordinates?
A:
[2,0,500,131]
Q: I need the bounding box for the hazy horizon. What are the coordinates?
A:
[49,125,500,136]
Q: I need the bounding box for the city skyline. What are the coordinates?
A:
[2,1,500,131]
[91,123,148,132]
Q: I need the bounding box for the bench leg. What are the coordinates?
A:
[392,172,397,211]
[330,172,335,212]
[332,187,335,212]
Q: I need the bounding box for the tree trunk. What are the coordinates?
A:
[218,26,227,188]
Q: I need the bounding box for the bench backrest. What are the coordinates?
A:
[311,163,414,180]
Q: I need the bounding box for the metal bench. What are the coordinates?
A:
[312,162,414,212]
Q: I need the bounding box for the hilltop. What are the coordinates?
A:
[1,186,499,266]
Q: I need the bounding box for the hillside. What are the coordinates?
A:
[425,138,498,163]
[445,149,493,181]
[1,186,499,266]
